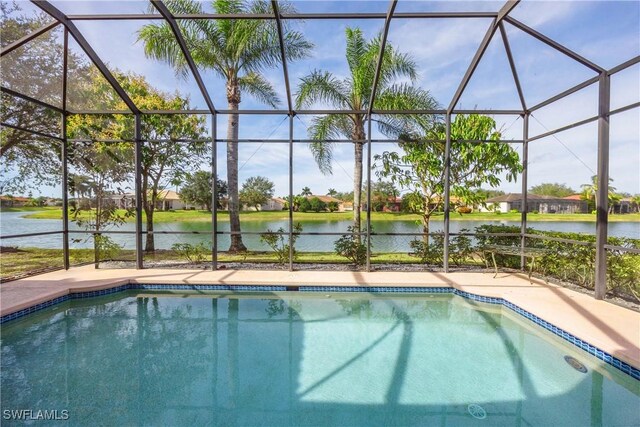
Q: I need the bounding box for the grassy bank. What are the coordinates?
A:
[0,248,424,281]
[13,208,640,223]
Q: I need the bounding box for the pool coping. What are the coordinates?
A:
[1,266,639,381]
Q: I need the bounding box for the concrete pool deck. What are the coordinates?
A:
[1,265,639,370]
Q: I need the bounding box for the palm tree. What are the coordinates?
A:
[580,175,616,213]
[295,27,437,233]
[300,186,312,196]
[138,0,312,252]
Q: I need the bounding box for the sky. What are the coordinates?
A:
[4,0,640,198]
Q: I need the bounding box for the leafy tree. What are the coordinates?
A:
[376,114,522,244]
[300,186,312,196]
[67,141,135,265]
[333,191,354,202]
[298,197,312,212]
[367,179,398,211]
[67,72,208,253]
[139,0,312,252]
[529,182,575,198]
[0,4,88,193]
[25,196,47,207]
[179,171,228,211]
[327,201,339,212]
[295,27,437,236]
[239,176,274,210]
[309,196,326,212]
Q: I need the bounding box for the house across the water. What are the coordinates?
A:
[478,193,588,214]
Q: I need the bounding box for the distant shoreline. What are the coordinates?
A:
[3,207,639,223]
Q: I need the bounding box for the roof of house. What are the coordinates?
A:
[307,195,343,203]
[272,197,287,204]
[563,194,583,200]
[0,196,30,202]
[156,190,181,200]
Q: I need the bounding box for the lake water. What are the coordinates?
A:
[2,211,638,252]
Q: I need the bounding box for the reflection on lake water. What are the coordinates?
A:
[1,211,638,252]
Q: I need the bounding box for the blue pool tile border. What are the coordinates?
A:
[0,284,287,324]
[1,283,638,381]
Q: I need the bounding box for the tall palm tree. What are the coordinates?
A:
[295,27,437,233]
[138,0,312,252]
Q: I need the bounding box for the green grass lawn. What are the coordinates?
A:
[12,207,640,223]
[0,247,430,280]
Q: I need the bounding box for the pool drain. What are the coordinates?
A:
[564,355,588,373]
[467,404,487,420]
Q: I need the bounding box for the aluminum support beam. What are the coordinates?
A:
[609,102,640,116]
[61,28,69,270]
[366,118,373,272]
[1,21,60,57]
[134,114,143,269]
[1,86,65,113]
[529,76,599,113]
[448,0,520,112]
[594,72,610,300]
[520,114,529,270]
[288,115,294,272]
[211,115,218,270]
[499,23,526,111]
[151,0,216,113]
[527,115,599,142]
[367,0,397,116]
[443,113,452,273]
[505,17,604,73]
[607,56,640,75]
[31,0,140,114]
[64,108,526,115]
[271,0,293,114]
[65,11,499,20]
[0,122,63,141]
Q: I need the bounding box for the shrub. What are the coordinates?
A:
[334,225,371,266]
[509,209,519,214]
[450,229,473,266]
[327,201,339,212]
[298,198,311,212]
[472,224,640,300]
[309,197,327,212]
[171,242,209,263]
[94,234,123,261]
[260,223,303,265]
[457,206,472,214]
[409,236,443,265]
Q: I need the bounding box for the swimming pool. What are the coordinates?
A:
[1,290,638,426]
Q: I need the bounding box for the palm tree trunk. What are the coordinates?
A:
[352,118,365,237]
[227,81,247,253]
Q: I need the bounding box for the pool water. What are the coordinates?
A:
[1,292,638,426]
